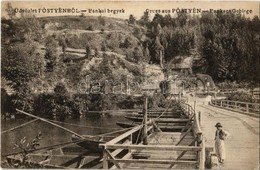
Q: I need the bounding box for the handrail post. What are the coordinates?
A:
[143,95,148,145]
[220,100,223,107]
[103,148,108,169]
[196,133,202,146]
[200,139,205,169]
[198,111,201,126]
[246,103,249,113]
[197,132,205,169]
[194,101,196,113]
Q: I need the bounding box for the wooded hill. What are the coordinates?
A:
[1,5,260,118]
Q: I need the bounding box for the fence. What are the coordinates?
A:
[211,99,259,116]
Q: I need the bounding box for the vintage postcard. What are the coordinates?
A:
[1,1,259,169]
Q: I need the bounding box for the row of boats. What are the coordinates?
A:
[72,109,190,152]
[6,107,191,168]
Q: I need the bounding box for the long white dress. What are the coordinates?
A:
[215,130,229,161]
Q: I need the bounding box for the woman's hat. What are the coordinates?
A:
[215,122,222,127]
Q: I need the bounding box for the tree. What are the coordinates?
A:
[94,48,99,57]
[60,35,67,54]
[5,2,16,19]
[45,36,59,72]
[163,14,173,27]
[3,4,43,43]
[101,41,107,52]
[120,38,132,48]
[143,41,151,62]
[139,11,150,27]
[54,82,69,97]
[98,16,106,26]
[152,36,164,68]
[152,14,164,27]
[11,85,34,112]
[133,47,143,63]
[33,93,55,119]
[177,13,188,27]
[2,41,44,89]
[152,23,162,36]
[85,43,91,59]
[1,88,14,115]
[128,14,136,25]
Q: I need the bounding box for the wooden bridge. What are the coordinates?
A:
[100,101,214,169]
[4,96,258,169]
[187,96,259,169]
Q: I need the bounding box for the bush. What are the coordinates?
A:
[86,25,94,31]
[226,91,252,103]
[98,16,106,26]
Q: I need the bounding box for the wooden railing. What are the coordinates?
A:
[219,89,237,94]
[211,99,259,116]
[99,125,155,169]
[180,102,207,169]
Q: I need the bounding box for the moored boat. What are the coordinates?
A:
[116,121,186,132]
[71,134,115,153]
[124,115,190,123]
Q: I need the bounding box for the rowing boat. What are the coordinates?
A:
[116,121,186,132]
[124,116,190,123]
[71,135,115,153]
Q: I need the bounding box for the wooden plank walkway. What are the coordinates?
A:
[116,132,198,169]
[197,104,259,169]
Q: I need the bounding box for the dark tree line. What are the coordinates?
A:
[135,12,260,84]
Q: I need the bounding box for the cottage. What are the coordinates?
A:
[167,56,193,77]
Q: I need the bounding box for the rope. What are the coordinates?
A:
[4,127,136,157]
[1,119,38,134]
[135,119,145,144]
[4,126,134,157]
[155,94,174,120]
[16,109,84,138]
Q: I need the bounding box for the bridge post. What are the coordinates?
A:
[143,95,148,145]
[198,111,201,126]
[194,101,196,112]
[103,149,108,169]
[197,133,205,169]
[234,102,237,110]
[246,103,249,113]
[220,100,223,107]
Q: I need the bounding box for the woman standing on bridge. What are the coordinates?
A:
[214,122,229,164]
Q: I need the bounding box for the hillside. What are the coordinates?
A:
[2,12,260,118]
[24,15,159,92]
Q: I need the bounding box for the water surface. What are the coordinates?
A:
[1,115,126,156]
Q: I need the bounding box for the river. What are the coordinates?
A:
[1,115,126,156]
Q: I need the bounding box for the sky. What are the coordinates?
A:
[1,1,259,19]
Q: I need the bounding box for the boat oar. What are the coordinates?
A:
[16,109,84,138]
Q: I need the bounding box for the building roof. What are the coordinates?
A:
[168,56,193,69]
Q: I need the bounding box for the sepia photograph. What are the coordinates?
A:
[1,1,259,169]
